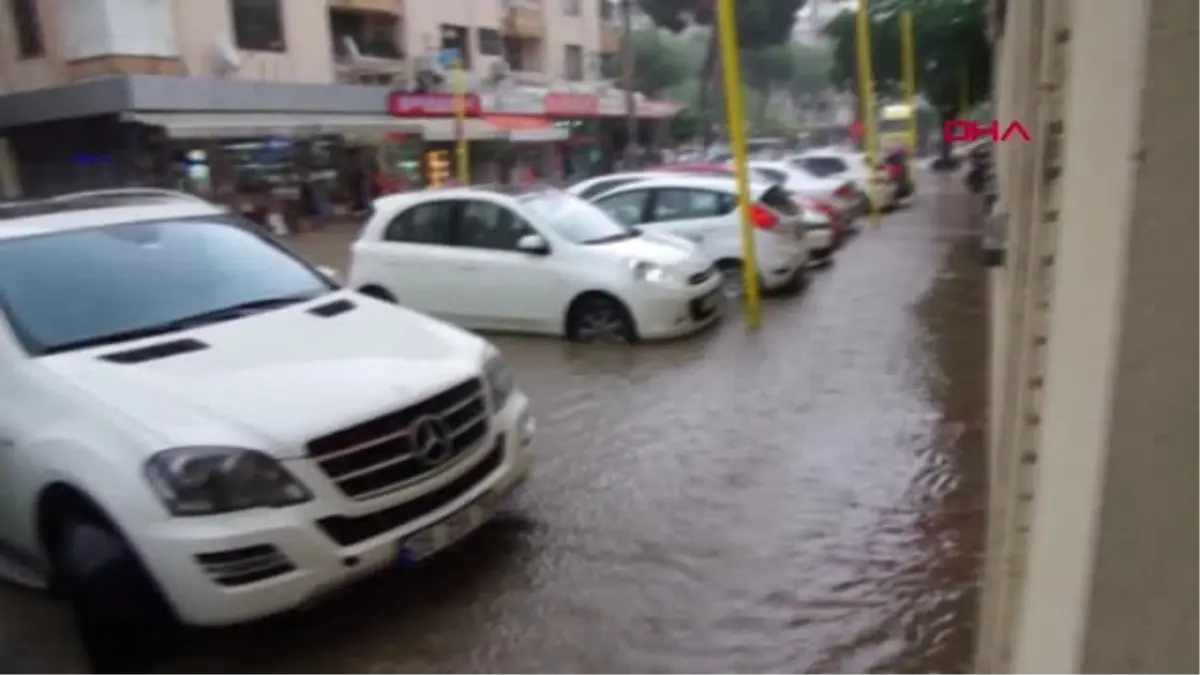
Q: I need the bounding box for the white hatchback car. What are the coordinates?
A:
[788,149,898,211]
[348,187,722,343]
[585,175,812,296]
[0,190,534,644]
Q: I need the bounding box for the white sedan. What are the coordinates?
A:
[586,175,812,297]
[348,187,722,343]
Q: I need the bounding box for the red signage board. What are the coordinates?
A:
[544,92,599,117]
[388,91,482,118]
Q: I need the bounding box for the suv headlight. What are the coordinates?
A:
[483,352,515,411]
[628,259,680,285]
[144,447,312,516]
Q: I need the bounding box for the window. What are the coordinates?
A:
[331,10,402,59]
[650,189,733,222]
[753,167,788,184]
[575,177,640,200]
[439,24,472,69]
[522,193,634,245]
[794,156,848,177]
[231,0,285,52]
[598,0,615,22]
[456,201,531,250]
[564,44,583,81]
[0,216,331,356]
[477,28,504,56]
[384,202,455,245]
[593,190,649,227]
[562,0,582,16]
[9,0,45,58]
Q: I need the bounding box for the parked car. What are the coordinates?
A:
[565,171,672,201]
[348,187,722,343]
[793,195,846,262]
[585,175,812,297]
[787,149,898,212]
[743,159,866,225]
[0,190,535,649]
[644,161,783,185]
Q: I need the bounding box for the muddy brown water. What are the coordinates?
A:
[0,175,988,673]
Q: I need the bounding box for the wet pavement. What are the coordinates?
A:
[0,173,989,673]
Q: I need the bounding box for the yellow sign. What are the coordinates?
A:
[425,149,450,188]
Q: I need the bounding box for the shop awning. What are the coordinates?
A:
[121,112,424,143]
[419,118,508,142]
[482,115,569,143]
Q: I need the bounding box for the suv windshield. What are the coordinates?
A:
[0,215,333,355]
[520,192,636,245]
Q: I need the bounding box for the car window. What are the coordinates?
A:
[456,200,532,250]
[593,189,650,226]
[577,177,640,200]
[752,166,788,184]
[650,188,733,222]
[0,216,331,355]
[796,156,848,177]
[384,201,454,244]
[521,192,636,245]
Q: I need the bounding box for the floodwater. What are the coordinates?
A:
[0,174,989,673]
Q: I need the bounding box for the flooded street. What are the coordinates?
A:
[0,176,989,673]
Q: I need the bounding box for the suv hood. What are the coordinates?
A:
[592,231,711,273]
[39,292,489,458]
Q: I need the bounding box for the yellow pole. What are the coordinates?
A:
[715,0,761,329]
[453,60,470,184]
[855,0,881,228]
[899,9,918,183]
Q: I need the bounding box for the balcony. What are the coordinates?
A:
[329,8,405,79]
[501,0,544,39]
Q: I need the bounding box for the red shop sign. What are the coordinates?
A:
[388,91,483,117]
[544,92,599,117]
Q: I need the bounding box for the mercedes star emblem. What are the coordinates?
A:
[411,415,454,467]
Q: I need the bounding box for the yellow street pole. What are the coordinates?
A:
[855,0,881,228]
[900,9,919,183]
[453,60,470,184]
[715,0,761,329]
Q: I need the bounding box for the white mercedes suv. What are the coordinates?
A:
[0,191,534,640]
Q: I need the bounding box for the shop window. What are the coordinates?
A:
[231,0,285,52]
[477,28,504,56]
[10,0,45,58]
[564,44,583,81]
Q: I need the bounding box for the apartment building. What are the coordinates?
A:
[0,0,674,196]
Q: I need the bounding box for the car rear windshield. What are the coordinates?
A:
[759,185,799,215]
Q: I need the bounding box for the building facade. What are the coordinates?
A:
[976,0,1196,671]
[0,0,671,197]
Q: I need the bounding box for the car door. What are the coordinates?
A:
[370,200,464,320]
[449,200,561,332]
[644,188,737,259]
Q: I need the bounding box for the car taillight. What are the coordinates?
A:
[748,203,778,230]
[834,184,856,199]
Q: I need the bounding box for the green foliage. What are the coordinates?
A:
[823,0,991,116]
[636,0,809,48]
[622,29,692,96]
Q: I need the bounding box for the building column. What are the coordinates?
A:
[980,0,1198,670]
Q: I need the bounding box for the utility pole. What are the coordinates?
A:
[620,0,638,169]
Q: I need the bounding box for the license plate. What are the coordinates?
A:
[396,498,489,564]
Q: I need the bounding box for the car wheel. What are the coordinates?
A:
[779,264,809,294]
[358,285,396,303]
[716,259,746,299]
[51,514,178,673]
[567,294,637,343]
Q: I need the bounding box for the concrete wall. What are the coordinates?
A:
[978,0,1198,671]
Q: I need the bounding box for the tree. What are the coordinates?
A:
[637,0,809,137]
[618,29,692,97]
[823,0,992,153]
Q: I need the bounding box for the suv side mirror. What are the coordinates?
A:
[515,233,551,255]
